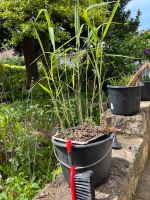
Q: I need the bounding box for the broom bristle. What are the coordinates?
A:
[74,171,95,200]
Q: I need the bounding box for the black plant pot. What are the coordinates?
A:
[107,85,141,116]
[141,81,150,101]
[52,134,113,187]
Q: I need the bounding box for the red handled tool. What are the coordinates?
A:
[66,140,76,200]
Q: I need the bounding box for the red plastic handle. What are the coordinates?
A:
[66,140,76,200]
[66,140,72,153]
[70,166,76,200]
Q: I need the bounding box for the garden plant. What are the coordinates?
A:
[0,0,150,199]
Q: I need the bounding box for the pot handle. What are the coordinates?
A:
[53,145,112,170]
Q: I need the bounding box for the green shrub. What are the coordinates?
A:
[109,75,133,86]
[143,76,150,82]
[0,101,57,199]
[2,56,25,66]
[0,64,28,101]
[0,63,51,101]
[0,173,41,200]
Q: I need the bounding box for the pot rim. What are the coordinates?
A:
[107,85,141,89]
[51,134,114,148]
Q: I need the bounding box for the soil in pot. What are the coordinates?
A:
[107,85,141,115]
[141,81,150,101]
[54,123,118,144]
[52,123,117,187]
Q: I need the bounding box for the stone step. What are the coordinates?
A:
[135,157,150,200]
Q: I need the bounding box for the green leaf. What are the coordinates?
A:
[101,0,121,41]
[38,83,51,95]
[37,9,55,51]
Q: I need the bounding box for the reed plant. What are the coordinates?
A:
[35,0,121,131]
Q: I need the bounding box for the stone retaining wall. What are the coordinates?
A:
[34,102,150,200]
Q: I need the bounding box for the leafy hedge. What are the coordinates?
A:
[0,101,58,199]
[2,56,25,66]
[0,64,28,101]
[0,63,49,101]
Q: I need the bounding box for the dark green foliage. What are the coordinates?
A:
[106,0,141,39]
[0,63,50,101]
[0,0,90,51]
[2,56,25,66]
[109,75,133,86]
[0,101,57,199]
[0,19,11,51]
[0,0,142,90]
[0,173,41,200]
[0,64,27,101]
[104,31,150,87]
[101,0,142,87]
[143,76,150,82]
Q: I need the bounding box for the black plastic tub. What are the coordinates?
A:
[141,81,150,101]
[107,85,141,115]
[52,134,113,187]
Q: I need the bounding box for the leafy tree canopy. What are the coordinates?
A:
[0,0,108,48]
[0,0,141,48]
[0,0,142,88]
